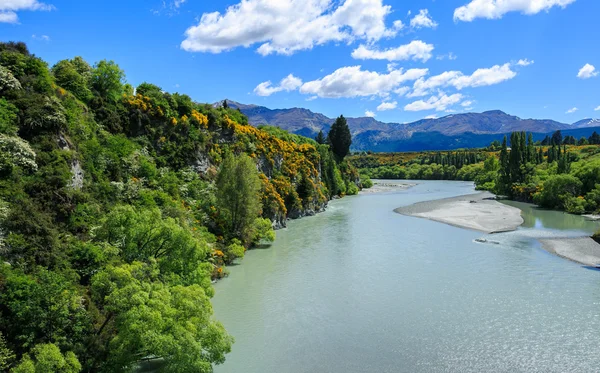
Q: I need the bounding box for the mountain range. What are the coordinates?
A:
[220,100,600,151]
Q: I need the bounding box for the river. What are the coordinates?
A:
[212,181,600,373]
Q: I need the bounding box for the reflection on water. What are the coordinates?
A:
[502,200,599,234]
[212,181,600,373]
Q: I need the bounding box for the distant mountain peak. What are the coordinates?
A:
[224,100,600,151]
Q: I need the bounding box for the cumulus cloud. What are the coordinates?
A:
[577,64,598,79]
[254,74,303,96]
[408,63,516,97]
[299,65,428,98]
[181,0,403,55]
[351,40,434,62]
[0,0,54,23]
[566,107,578,114]
[595,106,600,111]
[424,114,438,119]
[461,100,474,107]
[404,93,464,112]
[517,58,534,66]
[410,9,437,29]
[394,86,410,96]
[377,101,397,111]
[365,110,376,117]
[454,0,575,22]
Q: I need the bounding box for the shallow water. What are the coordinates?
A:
[212,181,600,373]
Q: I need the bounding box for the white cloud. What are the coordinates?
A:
[394,86,410,96]
[365,110,376,117]
[566,107,578,114]
[299,65,428,98]
[351,40,434,62]
[409,63,516,97]
[461,100,474,107]
[377,101,397,111]
[517,58,534,66]
[254,74,303,96]
[172,0,186,8]
[454,0,575,22]
[404,93,464,112]
[410,9,437,29]
[0,0,54,23]
[181,0,402,55]
[306,96,318,101]
[436,52,457,60]
[577,63,598,79]
[424,114,438,119]
[32,34,50,41]
[595,106,600,111]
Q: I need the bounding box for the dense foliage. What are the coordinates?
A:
[0,42,359,372]
[475,131,600,215]
[351,150,489,181]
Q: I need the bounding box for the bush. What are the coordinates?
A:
[564,196,586,214]
[533,174,582,209]
[346,182,359,195]
[360,174,373,189]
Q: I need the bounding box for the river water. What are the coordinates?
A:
[212,181,600,373]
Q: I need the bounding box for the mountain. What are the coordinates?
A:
[221,100,600,151]
[572,118,600,128]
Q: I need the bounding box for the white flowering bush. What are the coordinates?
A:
[23,96,67,131]
[0,66,21,92]
[0,134,38,173]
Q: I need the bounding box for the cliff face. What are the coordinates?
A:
[210,121,332,229]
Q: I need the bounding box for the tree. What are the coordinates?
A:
[52,59,92,102]
[589,131,600,145]
[315,130,326,145]
[551,130,563,146]
[94,205,213,287]
[11,344,81,373]
[579,137,589,145]
[90,262,232,373]
[0,332,15,371]
[327,115,352,161]
[90,60,125,102]
[216,152,262,243]
[533,174,582,209]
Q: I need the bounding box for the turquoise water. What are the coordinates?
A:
[212,181,600,373]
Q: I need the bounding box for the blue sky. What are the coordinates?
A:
[1,0,599,124]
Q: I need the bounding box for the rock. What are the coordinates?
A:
[70,160,84,190]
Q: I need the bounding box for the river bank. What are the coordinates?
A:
[539,237,600,267]
[394,191,524,234]
[360,180,416,194]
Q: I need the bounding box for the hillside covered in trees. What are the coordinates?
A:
[0,42,359,372]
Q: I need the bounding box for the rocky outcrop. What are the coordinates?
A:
[58,133,84,190]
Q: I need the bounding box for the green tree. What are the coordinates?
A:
[0,332,15,371]
[52,59,93,102]
[90,60,125,102]
[91,262,233,372]
[94,205,213,287]
[315,130,326,145]
[327,115,352,161]
[11,344,81,373]
[551,130,563,146]
[216,152,262,243]
[533,174,582,209]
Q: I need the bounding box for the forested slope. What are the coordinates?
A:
[0,42,358,372]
